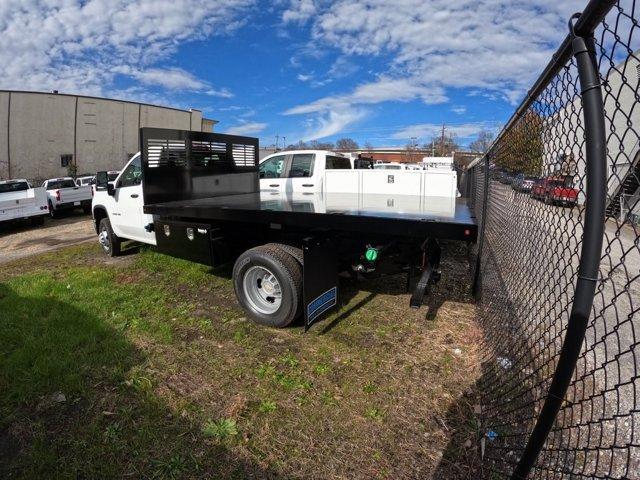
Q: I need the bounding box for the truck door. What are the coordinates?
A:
[259,154,287,192]
[285,153,318,193]
[112,155,156,244]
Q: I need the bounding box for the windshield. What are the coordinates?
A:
[0,181,29,193]
[46,179,76,190]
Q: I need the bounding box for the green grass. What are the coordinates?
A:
[0,242,483,479]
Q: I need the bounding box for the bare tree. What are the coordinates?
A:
[336,138,359,150]
[424,134,460,156]
[469,130,494,153]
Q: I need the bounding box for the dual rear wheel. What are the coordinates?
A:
[233,244,303,328]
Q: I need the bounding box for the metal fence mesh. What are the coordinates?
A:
[468,1,639,478]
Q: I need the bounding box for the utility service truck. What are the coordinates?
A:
[0,179,48,225]
[92,129,476,330]
[259,150,457,198]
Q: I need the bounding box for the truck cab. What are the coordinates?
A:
[259,150,351,193]
[92,153,156,249]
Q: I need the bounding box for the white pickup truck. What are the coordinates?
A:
[42,177,93,217]
[0,179,49,225]
[259,150,457,197]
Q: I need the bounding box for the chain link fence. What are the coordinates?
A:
[466,1,639,478]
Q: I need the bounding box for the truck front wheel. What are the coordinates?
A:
[233,246,302,328]
[98,218,122,257]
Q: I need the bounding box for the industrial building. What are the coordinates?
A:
[0,90,218,182]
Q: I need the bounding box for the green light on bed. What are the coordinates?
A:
[365,248,378,262]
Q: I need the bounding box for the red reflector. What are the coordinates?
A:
[464,229,471,236]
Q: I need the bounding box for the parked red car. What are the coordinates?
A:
[531,176,578,207]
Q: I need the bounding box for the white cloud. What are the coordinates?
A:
[451,106,466,115]
[225,122,268,135]
[297,73,313,81]
[392,121,501,142]
[302,107,367,140]
[282,0,317,24]
[286,77,447,115]
[284,0,584,130]
[0,0,252,99]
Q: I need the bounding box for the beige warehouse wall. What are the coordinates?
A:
[76,98,139,173]
[2,91,210,182]
[0,92,8,179]
[9,92,76,182]
[141,105,191,131]
[190,110,202,131]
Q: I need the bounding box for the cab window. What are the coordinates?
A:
[288,153,315,178]
[326,156,351,170]
[259,155,286,179]
[118,156,142,188]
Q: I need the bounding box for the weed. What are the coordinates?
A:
[363,382,377,394]
[255,363,275,379]
[365,407,384,421]
[281,353,299,368]
[152,453,187,479]
[202,418,238,441]
[313,363,329,375]
[258,400,277,413]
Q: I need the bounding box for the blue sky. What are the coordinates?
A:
[0,0,585,148]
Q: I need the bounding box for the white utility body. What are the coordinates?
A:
[0,179,48,225]
[259,150,457,197]
[42,177,93,216]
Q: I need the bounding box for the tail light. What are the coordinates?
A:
[55,189,60,201]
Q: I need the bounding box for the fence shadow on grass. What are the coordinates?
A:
[0,283,290,479]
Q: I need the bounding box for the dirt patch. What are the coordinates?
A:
[0,214,95,264]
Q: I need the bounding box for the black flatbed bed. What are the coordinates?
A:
[144,192,477,241]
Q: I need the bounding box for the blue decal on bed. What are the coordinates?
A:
[307,286,337,323]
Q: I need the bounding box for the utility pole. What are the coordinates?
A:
[275,135,279,151]
[440,123,445,157]
[282,137,286,150]
[410,136,417,163]
[431,139,435,157]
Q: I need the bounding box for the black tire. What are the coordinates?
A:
[48,201,58,218]
[98,217,121,257]
[233,245,302,328]
[265,243,303,265]
[30,215,45,226]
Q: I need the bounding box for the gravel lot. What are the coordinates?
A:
[0,214,95,264]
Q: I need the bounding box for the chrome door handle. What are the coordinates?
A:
[302,184,314,187]
[269,184,279,187]
[130,194,139,198]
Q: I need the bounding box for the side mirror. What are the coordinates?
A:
[96,171,116,196]
[96,171,108,189]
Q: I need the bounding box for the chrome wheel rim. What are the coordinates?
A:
[98,228,110,252]
[242,266,282,314]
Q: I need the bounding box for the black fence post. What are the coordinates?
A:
[472,154,490,297]
[510,14,607,479]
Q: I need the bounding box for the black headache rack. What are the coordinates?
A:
[140,128,478,329]
[140,127,260,206]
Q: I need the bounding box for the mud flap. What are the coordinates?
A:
[303,237,338,331]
